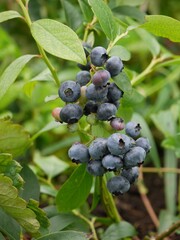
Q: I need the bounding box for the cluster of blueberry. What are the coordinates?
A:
[52,45,124,127]
[68,121,151,195]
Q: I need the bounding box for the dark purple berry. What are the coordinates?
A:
[60,103,83,124]
[110,118,125,131]
[58,80,81,103]
[68,142,90,164]
[76,70,91,86]
[90,46,108,67]
[123,146,146,169]
[121,167,139,184]
[107,176,130,195]
[87,160,105,176]
[125,121,141,139]
[105,56,124,77]
[86,84,108,102]
[92,70,110,87]
[97,103,117,121]
[107,83,123,103]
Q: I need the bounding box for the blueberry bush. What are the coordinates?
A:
[0,0,180,239]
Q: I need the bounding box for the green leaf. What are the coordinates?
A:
[61,0,82,30]
[56,164,93,212]
[34,151,69,179]
[0,11,22,23]
[78,0,93,22]
[0,55,36,100]
[102,221,137,240]
[112,6,145,23]
[0,120,31,157]
[90,177,101,211]
[88,0,118,40]
[31,19,86,64]
[109,45,131,61]
[158,210,177,234]
[27,199,50,229]
[37,230,89,240]
[136,28,160,57]
[132,113,161,168]
[0,208,20,240]
[164,150,177,215]
[113,71,132,92]
[162,134,180,158]
[40,185,57,197]
[91,123,110,138]
[20,165,40,202]
[0,153,23,188]
[140,15,180,42]
[0,175,40,234]
[23,68,53,97]
[121,88,144,107]
[112,0,145,6]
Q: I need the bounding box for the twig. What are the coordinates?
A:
[138,167,159,228]
[142,167,180,174]
[155,220,180,240]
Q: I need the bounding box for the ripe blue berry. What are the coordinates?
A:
[107,133,131,156]
[125,121,141,139]
[105,56,124,77]
[107,176,130,195]
[136,137,151,153]
[83,101,99,116]
[86,84,108,102]
[87,160,105,176]
[76,70,91,86]
[90,46,108,66]
[107,83,123,103]
[60,103,83,124]
[102,154,123,171]
[123,146,146,169]
[97,103,117,121]
[121,167,139,184]
[92,70,110,87]
[110,118,125,131]
[58,80,81,103]
[68,142,90,164]
[89,138,109,160]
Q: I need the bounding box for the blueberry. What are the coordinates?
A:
[89,138,109,160]
[90,46,108,66]
[123,146,146,169]
[58,80,81,103]
[83,101,99,116]
[107,133,131,156]
[60,103,83,124]
[107,83,123,103]
[110,118,125,131]
[77,61,91,71]
[86,84,108,102]
[76,70,91,86]
[105,56,123,77]
[136,137,151,153]
[87,160,105,176]
[68,142,90,164]
[121,167,139,184]
[97,103,117,121]
[92,70,110,87]
[102,154,123,171]
[107,176,130,195]
[125,121,141,139]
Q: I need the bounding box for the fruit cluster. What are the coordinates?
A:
[68,121,151,195]
[52,45,124,127]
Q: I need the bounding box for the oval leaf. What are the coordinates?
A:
[140,15,180,42]
[0,10,22,23]
[37,231,89,240]
[102,221,137,240]
[0,55,36,100]
[31,19,86,64]
[89,0,118,40]
[56,164,93,212]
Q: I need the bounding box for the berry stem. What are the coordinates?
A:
[142,167,180,174]
[100,176,121,222]
[138,167,159,228]
[16,0,60,87]
[83,16,97,42]
[72,210,99,240]
[155,220,180,240]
